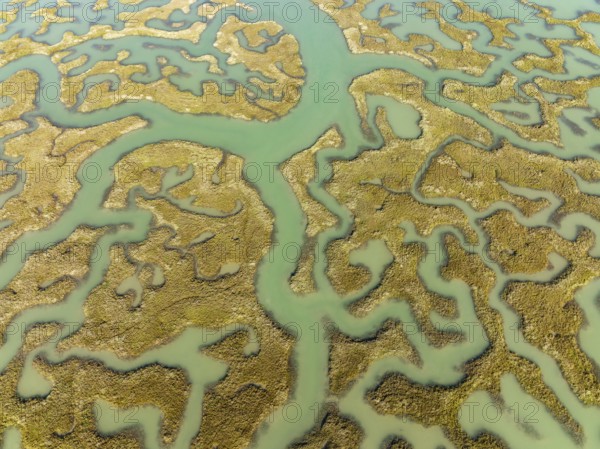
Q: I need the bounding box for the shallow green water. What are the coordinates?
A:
[1,1,600,448]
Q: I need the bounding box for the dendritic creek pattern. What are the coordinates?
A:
[1,1,600,448]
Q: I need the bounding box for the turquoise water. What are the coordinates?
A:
[1,1,600,448]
